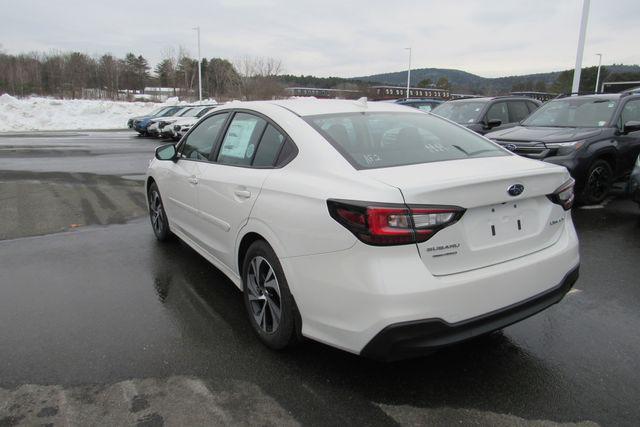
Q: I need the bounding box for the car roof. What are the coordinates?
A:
[447,96,540,103]
[396,98,444,104]
[220,98,421,117]
[554,93,621,101]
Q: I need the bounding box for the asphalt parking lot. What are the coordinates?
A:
[1,131,639,426]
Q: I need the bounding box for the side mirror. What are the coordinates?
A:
[485,119,502,129]
[623,120,640,134]
[155,143,177,161]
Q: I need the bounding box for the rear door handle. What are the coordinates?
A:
[187,176,198,185]
[234,190,251,199]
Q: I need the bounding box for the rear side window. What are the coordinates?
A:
[508,101,531,122]
[486,102,509,123]
[217,113,267,166]
[305,112,507,170]
[253,124,285,167]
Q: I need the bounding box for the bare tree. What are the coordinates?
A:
[235,56,284,100]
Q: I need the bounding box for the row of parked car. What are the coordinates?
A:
[393,92,640,206]
[128,90,640,206]
[127,104,218,140]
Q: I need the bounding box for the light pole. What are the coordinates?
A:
[193,26,203,101]
[405,47,412,99]
[595,53,603,93]
[571,0,590,95]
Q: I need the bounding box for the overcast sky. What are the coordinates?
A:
[1,0,638,78]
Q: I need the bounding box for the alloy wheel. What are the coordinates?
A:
[586,165,611,202]
[149,190,164,236]
[246,256,282,334]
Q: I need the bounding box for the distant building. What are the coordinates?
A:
[600,81,640,94]
[450,93,483,100]
[369,86,450,101]
[284,87,361,99]
[510,91,559,102]
[143,87,195,101]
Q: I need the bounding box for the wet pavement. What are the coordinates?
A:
[1,132,639,426]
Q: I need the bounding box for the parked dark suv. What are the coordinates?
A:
[431,96,541,135]
[486,93,640,204]
[629,154,640,207]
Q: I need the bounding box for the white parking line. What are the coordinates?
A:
[578,196,615,210]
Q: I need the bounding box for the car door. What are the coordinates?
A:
[615,98,640,175]
[162,112,230,239]
[482,101,510,134]
[197,112,287,269]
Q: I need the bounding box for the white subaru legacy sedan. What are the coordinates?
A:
[146,99,579,361]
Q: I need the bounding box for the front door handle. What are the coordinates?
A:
[187,176,198,185]
[234,190,251,199]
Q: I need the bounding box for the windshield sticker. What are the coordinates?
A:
[362,153,381,165]
[467,119,475,123]
[598,121,606,127]
[424,143,450,153]
[608,102,615,108]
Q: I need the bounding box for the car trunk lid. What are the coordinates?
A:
[361,156,569,275]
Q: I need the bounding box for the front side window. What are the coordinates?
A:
[305,112,508,170]
[195,107,215,117]
[526,101,540,113]
[159,107,182,117]
[176,107,195,117]
[152,107,173,117]
[180,113,229,160]
[620,99,640,125]
[523,98,618,128]
[431,101,486,124]
[486,102,509,124]
[508,101,531,123]
[217,113,267,166]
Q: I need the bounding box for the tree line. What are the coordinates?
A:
[2,47,639,100]
[510,66,640,94]
[0,49,285,101]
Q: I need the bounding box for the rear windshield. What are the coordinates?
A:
[431,101,486,124]
[305,112,508,170]
[523,98,618,128]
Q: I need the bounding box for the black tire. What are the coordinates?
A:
[147,182,171,241]
[579,159,613,205]
[242,240,298,350]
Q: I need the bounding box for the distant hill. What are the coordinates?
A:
[352,64,640,95]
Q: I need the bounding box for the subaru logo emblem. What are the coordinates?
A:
[505,144,517,152]
[508,184,524,196]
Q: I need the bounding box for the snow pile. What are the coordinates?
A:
[0,94,190,132]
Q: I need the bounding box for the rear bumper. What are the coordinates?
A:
[282,216,579,357]
[361,266,579,361]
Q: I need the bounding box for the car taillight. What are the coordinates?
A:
[327,199,465,246]
[548,178,575,210]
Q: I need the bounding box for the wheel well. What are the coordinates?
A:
[146,177,156,195]
[237,232,265,274]
[594,152,616,171]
